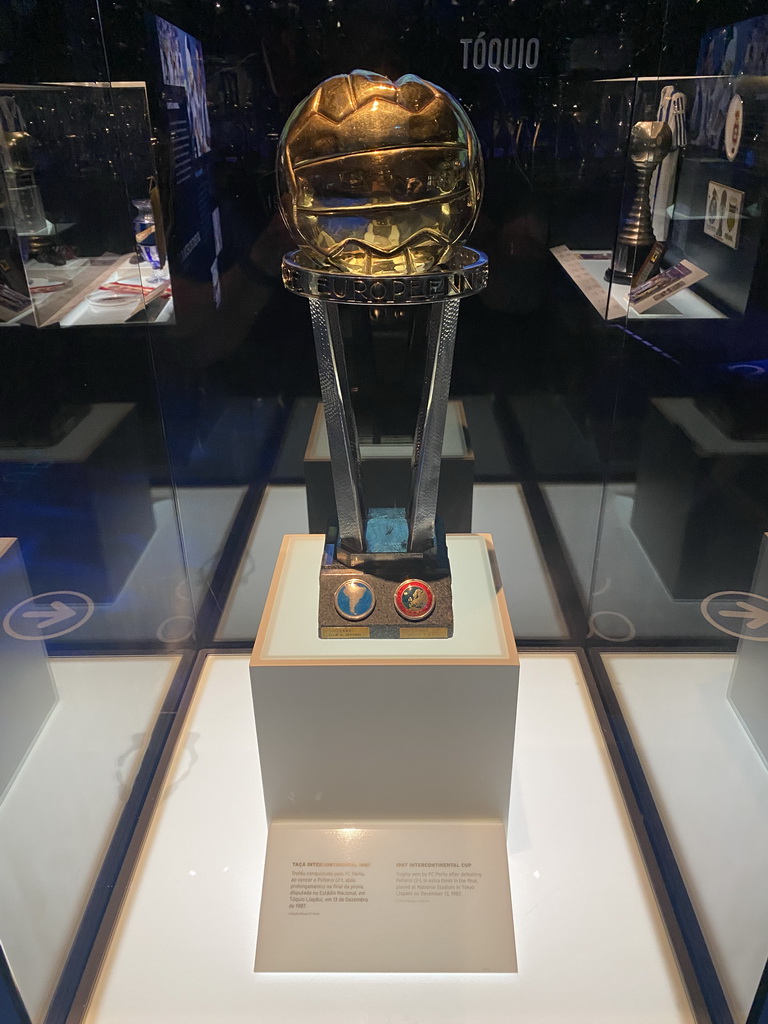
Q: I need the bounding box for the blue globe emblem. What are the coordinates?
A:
[334,578,376,621]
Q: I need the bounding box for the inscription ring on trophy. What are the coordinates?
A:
[282,247,488,305]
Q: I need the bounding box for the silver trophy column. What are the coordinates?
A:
[309,293,462,559]
[408,298,461,553]
[308,298,366,553]
[283,246,487,638]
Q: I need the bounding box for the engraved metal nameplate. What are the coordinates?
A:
[283,247,488,305]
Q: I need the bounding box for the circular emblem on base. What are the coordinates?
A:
[334,578,376,621]
[394,579,435,621]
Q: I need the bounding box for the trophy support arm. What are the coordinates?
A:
[308,298,366,553]
[407,298,460,553]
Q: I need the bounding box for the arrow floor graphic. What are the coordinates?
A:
[719,602,768,631]
[3,591,95,640]
[21,601,78,630]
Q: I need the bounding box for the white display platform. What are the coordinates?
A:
[83,653,694,1023]
[217,486,309,640]
[217,484,565,641]
[551,247,724,321]
[475,484,565,638]
[545,483,738,640]
[603,652,768,1024]
[0,403,134,464]
[656,398,768,456]
[63,486,245,644]
[21,254,171,329]
[729,534,768,768]
[0,655,180,1023]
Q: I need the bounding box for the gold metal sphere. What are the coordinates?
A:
[277,70,484,275]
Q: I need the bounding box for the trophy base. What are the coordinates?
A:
[604,242,652,285]
[604,266,633,284]
[318,521,453,639]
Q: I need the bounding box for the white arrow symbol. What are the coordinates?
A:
[720,602,768,630]
[21,601,77,630]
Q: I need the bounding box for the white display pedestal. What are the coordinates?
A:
[250,534,519,972]
[0,537,58,801]
[728,532,768,769]
[0,655,179,1023]
[0,403,156,603]
[550,246,724,321]
[603,651,768,1024]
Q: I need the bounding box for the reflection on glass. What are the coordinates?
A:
[0,83,174,328]
[0,101,46,236]
[0,654,179,1022]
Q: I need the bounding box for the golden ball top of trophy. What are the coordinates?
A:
[277,70,483,276]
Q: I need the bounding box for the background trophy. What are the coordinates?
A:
[606,120,672,283]
[278,69,487,638]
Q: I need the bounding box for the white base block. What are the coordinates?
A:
[250,534,519,971]
[250,534,519,824]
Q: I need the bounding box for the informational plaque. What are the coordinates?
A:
[255,820,516,973]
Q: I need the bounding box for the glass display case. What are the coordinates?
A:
[1,2,767,1023]
[0,82,173,329]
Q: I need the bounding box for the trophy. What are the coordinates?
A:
[1,128,46,237]
[606,120,672,283]
[278,70,487,638]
